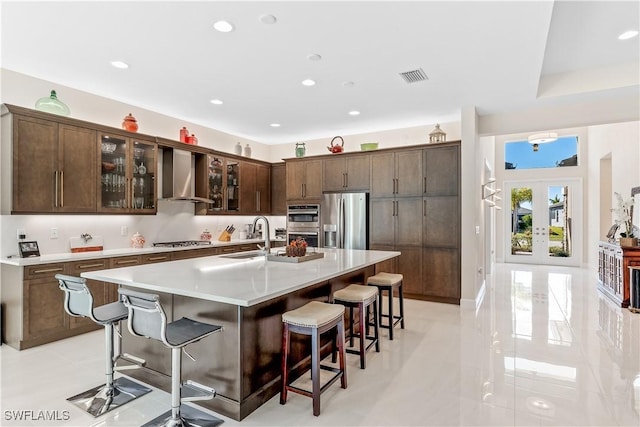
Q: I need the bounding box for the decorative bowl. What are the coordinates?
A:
[101,142,117,153]
[360,142,379,151]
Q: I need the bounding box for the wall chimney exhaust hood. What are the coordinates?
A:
[161,148,215,203]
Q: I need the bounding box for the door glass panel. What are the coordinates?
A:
[511,187,533,256]
[548,185,571,257]
[100,135,127,210]
[132,140,155,210]
[208,156,224,211]
[227,160,239,212]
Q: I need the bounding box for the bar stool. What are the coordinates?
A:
[331,284,380,369]
[367,272,405,340]
[118,288,223,427]
[280,301,347,416]
[56,274,151,417]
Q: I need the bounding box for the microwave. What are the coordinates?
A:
[287,204,320,229]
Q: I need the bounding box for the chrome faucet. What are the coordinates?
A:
[253,216,270,255]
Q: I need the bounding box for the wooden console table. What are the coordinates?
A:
[598,241,640,307]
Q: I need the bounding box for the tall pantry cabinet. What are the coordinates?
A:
[369,142,460,304]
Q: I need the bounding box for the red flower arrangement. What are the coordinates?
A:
[286,237,307,257]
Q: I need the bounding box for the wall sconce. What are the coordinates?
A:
[482,178,502,209]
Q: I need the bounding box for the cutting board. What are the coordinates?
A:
[69,236,104,253]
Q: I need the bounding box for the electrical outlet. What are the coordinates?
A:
[50,227,59,239]
[121,225,128,236]
[17,228,26,240]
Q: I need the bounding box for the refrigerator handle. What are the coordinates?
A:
[340,196,346,248]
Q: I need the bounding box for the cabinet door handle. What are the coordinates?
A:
[344,173,348,188]
[54,171,59,208]
[77,263,105,270]
[115,259,138,265]
[423,176,427,194]
[302,183,306,198]
[60,171,64,207]
[147,256,169,261]
[33,267,64,274]
[423,199,426,216]
[256,191,260,211]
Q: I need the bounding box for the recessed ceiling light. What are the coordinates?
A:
[302,79,316,86]
[270,123,281,127]
[307,53,322,61]
[348,110,360,116]
[213,20,235,33]
[618,30,639,40]
[210,99,223,105]
[342,81,355,87]
[259,14,277,24]
[110,60,129,69]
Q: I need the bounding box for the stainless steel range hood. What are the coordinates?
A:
[161,148,215,203]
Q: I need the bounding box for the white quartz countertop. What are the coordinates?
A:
[81,248,400,307]
[0,238,283,267]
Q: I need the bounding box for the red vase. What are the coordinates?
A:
[122,113,138,132]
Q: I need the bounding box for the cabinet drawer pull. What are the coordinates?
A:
[78,263,105,270]
[33,267,64,274]
[115,259,138,265]
[147,256,168,261]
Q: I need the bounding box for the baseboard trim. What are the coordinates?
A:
[460,280,486,315]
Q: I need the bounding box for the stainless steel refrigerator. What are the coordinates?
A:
[321,193,368,249]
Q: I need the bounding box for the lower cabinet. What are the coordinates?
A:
[1,243,281,350]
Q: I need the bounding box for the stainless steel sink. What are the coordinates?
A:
[219,251,265,260]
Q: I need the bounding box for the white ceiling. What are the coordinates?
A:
[1,1,638,144]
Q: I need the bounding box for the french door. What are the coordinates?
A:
[505,179,581,266]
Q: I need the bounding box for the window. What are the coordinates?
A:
[505,136,578,170]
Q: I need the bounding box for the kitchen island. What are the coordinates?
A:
[81,248,399,420]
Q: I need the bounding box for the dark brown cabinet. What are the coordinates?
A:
[322,155,370,192]
[98,132,157,214]
[195,154,240,214]
[11,115,97,213]
[286,159,322,201]
[271,163,287,215]
[369,142,460,304]
[370,149,423,198]
[240,161,271,214]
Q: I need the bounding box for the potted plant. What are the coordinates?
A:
[612,192,637,246]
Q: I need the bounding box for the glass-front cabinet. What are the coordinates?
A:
[99,133,157,213]
[196,154,239,214]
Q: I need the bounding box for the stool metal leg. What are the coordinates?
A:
[67,323,151,417]
[388,288,394,340]
[398,282,405,329]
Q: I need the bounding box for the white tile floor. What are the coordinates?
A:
[1,263,639,426]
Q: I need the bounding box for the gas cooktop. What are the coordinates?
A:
[153,240,212,248]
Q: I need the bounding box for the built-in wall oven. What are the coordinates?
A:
[287,204,320,247]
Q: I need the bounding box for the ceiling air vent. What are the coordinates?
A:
[399,68,428,84]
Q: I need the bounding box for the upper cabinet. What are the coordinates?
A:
[423,145,459,197]
[286,159,322,201]
[270,163,286,215]
[98,133,157,214]
[11,114,97,213]
[240,161,271,214]
[322,155,370,192]
[370,149,423,198]
[195,154,240,214]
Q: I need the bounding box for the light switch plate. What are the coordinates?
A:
[50,228,59,239]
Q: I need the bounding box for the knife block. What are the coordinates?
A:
[218,230,232,242]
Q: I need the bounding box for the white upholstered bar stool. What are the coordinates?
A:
[56,274,151,417]
[367,272,405,340]
[332,284,380,369]
[280,301,347,416]
[118,288,223,427]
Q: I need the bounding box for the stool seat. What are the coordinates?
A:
[333,284,377,303]
[166,317,222,347]
[92,301,128,324]
[367,272,403,286]
[282,301,345,328]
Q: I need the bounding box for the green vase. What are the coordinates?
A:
[35,90,70,116]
